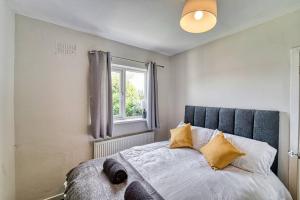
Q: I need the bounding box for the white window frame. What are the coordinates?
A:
[112,64,147,122]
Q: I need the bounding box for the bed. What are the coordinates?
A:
[65,106,292,200]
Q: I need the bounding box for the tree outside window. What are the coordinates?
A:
[111,65,146,120]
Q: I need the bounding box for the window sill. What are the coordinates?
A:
[114,118,147,125]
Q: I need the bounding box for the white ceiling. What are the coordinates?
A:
[10,0,300,56]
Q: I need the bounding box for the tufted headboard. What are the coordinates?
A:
[184,105,279,174]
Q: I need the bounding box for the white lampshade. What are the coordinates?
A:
[180,0,217,33]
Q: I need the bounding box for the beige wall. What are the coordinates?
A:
[0,0,15,200]
[170,9,300,196]
[15,15,171,200]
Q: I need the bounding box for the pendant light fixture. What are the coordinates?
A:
[180,0,217,33]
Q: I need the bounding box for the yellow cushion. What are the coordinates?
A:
[200,132,245,169]
[169,124,193,149]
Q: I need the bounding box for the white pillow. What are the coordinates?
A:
[212,130,277,175]
[191,127,215,150]
[177,122,214,150]
[177,121,186,127]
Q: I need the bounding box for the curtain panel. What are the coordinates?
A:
[146,62,160,130]
[88,51,113,139]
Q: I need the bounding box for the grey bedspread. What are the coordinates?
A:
[65,153,163,200]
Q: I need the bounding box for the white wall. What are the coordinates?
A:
[0,0,15,200]
[170,9,300,196]
[15,15,171,200]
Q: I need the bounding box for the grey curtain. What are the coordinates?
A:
[146,62,160,130]
[88,51,113,139]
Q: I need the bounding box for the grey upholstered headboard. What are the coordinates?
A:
[184,105,279,174]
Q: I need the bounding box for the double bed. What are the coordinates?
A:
[65,106,292,200]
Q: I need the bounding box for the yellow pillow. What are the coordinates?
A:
[169,124,193,149]
[200,132,245,169]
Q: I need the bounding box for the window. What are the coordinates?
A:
[111,70,121,117]
[111,64,147,121]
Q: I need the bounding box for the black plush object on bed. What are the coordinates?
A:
[124,181,154,200]
[103,158,128,184]
[184,105,279,174]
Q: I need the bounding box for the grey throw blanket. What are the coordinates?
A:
[65,153,164,200]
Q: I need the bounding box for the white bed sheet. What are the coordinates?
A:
[120,141,292,200]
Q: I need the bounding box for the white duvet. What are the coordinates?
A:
[120,141,292,200]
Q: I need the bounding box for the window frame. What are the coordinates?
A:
[111,64,147,121]
[111,68,123,118]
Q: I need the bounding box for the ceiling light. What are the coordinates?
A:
[180,0,217,33]
[194,11,204,20]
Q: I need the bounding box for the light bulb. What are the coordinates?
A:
[194,11,204,20]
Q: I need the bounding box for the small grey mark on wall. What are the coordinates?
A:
[55,41,77,56]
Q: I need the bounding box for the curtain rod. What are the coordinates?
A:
[88,50,165,68]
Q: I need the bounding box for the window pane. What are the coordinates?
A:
[125,70,145,117]
[112,71,121,116]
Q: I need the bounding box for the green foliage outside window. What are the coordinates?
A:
[112,72,144,118]
[125,82,143,117]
